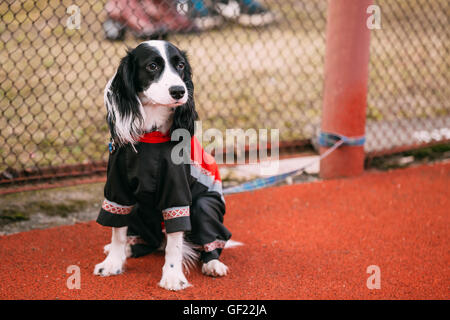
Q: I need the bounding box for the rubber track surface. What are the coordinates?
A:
[0,163,449,299]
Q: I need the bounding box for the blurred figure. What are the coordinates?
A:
[234,0,277,27]
[179,0,225,31]
[153,0,198,33]
[104,0,196,40]
[103,0,276,40]
[178,0,276,30]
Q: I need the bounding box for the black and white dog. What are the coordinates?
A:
[93,40,239,291]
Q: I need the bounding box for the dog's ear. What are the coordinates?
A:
[105,49,144,145]
[171,51,198,137]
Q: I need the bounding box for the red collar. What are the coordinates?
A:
[139,131,171,143]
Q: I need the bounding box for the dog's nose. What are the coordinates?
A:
[169,86,185,100]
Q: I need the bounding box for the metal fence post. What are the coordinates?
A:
[320,0,372,179]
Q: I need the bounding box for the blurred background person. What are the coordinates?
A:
[103,0,196,40]
[103,0,277,40]
[181,0,276,30]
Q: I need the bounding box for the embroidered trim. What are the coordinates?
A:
[102,199,133,215]
[203,239,227,252]
[162,206,190,220]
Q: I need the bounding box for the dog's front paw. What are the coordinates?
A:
[159,267,191,291]
[93,254,126,276]
[202,259,229,277]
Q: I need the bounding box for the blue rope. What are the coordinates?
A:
[222,131,365,195]
[223,168,301,195]
[318,131,365,147]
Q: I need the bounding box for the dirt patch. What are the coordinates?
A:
[366,142,450,170]
[0,182,103,235]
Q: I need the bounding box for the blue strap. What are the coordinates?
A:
[222,131,365,195]
[318,132,365,148]
[223,168,300,195]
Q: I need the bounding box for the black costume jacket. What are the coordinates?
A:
[96,131,231,262]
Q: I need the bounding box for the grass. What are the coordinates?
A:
[366,142,450,171]
[0,182,103,226]
[0,199,89,225]
[0,0,448,173]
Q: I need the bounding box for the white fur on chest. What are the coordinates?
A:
[142,104,174,133]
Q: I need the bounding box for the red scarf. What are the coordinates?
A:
[138,131,171,143]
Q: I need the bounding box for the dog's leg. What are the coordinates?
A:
[159,231,191,291]
[94,227,128,276]
[103,241,132,258]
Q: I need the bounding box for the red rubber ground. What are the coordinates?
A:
[0,162,448,299]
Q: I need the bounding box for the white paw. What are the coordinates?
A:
[202,259,229,277]
[159,267,191,291]
[93,253,126,276]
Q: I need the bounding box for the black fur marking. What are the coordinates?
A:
[107,49,144,144]
[170,50,198,137]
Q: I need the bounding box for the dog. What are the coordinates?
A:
[93,40,240,291]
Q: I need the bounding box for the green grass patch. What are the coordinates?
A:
[367,142,450,170]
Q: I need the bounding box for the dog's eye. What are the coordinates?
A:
[147,63,158,72]
[177,62,185,70]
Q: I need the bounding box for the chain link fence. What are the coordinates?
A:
[0,0,448,188]
[366,0,449,154]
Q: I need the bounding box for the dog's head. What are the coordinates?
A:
[105,40,197,145]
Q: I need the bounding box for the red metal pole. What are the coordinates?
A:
[320,0,372,179]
